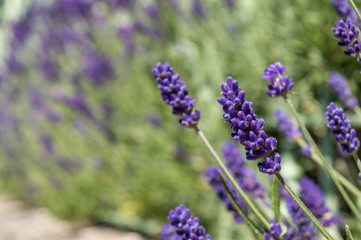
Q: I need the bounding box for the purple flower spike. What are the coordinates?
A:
[257,153,281,175]
[329,73,358,109]
[160,224,182,240]
[205,166,247,223]
[222,142,266,199]
[168,204,212,240]
[286,196,317,240]
[274,109,301,142]
[218,77,277,160]
[264,220,282,240]
[332,0,361,27]
[299,177,341,227]
[326,102,360,154]
[152,62,200,129]
[263,62,294,97]
[333,19,361,62]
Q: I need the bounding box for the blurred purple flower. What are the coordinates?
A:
[118,25,135,56]
[192,0,207,19]
[160,224,182,240]
[40,134,54,155]
[144,3,160,20]
[329,72,358,109]
[84,51,115,85]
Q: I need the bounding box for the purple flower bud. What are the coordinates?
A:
[329,73,358,109]
[263,62,294,97]
[257,153,281,175]
[160,224,182,240]
[326,102,360,154]
[218,77,277,160]
[359,172,361,180]
[300,143,312,157]
[168,204,212,240]
[331,0,361,27]
[264,220,282,240]
[274,109,301,142]
[40,134,54,155]
[152,62,200,128]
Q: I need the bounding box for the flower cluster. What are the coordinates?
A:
[217,77,277,160]
[152,62,200,128]
[264,220,282,240]
[168,204,212,240]
[299,177,340,227]
[273,109,301,142]
[285,196,317,240]
[262,62,294,97]
[222,142,266,198]
[257,153,282,175]
[160,224,182,240]
[332,19,361,63]
[204,166,247,223]
[329,72,359,109]
[331,0,361,27]
[325,102,360,154]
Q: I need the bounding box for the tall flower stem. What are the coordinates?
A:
[195,127,270,230]
[296,138,361,198]
[283,96,361,223]
[275,173,335,240]
[348,0,361,22]
[352,153,361,174]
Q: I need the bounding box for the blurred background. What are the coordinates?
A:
[0,0,360,239]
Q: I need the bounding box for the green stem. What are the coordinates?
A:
[275,173,335,240]
[283,96,361,223]
[295,138,361,198]
[352,153,361,174]
[348,0,361,23]
[195,127,270,230]
[345,225,354,240]
[272,177,286,239]
[218,173,264,236]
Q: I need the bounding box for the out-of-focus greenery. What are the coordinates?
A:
[0,0,360,239]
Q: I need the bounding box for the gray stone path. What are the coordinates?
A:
[0,196,147,240]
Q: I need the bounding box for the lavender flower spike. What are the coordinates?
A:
[274,109,301,142]
[329,73,359,109]
[326,102,360,154]
[286,196,317,240]
[204,166,247,223]
[168,204,212,240]
[218,77,277,160]
[299,177,341,227]
[222,142,266,199]
[257,153,281,175]
[152,62,200,128]
[333,19,361,61]
[264,220,282,240]
[262,62,294,97]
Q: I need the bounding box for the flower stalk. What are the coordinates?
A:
[275,173,335,240]
[283,95,361,223]
[195,127,270,230]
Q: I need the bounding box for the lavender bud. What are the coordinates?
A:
[257,153,281,175]
[218,77,277,160]
[300,143,312,157]
[329,73,358,109]
[168,204,212,240]
[326,102,360,154]
[160,224,182,240]
[152,62,200,128]
[264,220,282,240]
[263,62,294,97]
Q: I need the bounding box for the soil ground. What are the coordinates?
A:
[0,196,147,240]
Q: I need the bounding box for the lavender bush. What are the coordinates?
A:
[1,0,361,239]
